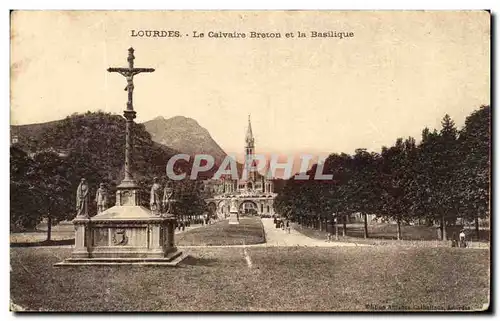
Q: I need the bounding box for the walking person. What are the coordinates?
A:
[451,232,458,247]
[459,229,467,248]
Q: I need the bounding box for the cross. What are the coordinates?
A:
[107,47,155,112]
[107,47,155,188]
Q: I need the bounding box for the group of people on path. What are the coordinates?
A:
[452,230,468,248]
[273,216,291,233]
[175,214,216,232]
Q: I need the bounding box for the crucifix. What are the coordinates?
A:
[107,47,155,189]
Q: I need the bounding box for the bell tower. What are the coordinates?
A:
[245,115,256,183]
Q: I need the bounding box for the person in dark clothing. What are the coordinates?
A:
[459,230,467,248]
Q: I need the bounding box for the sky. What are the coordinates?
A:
[10,11,490,155]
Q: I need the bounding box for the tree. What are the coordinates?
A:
[321,153,354,236]
[412,127,437,228]
[379,137,417,240]
[10,146,39,231]
[457,105,490,239]
[174,179,207,220]
[348,149,383,238]
[30,152,73,241]
[10,147,74,239]
[436,115,461,240]
[414,115,461,241]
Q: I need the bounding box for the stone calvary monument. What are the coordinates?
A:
[57,48,185,266]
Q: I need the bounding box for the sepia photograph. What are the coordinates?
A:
[9,10,490,312]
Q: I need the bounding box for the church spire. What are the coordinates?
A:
[245,114,254,146]
[244,114,256,182]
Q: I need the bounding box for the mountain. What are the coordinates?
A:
[11,120,60,138]
[12,114,237,179]
[143,116,228,165]
[11,120,61,152]
[11,115,225,161]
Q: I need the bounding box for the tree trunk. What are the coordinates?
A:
[46,214,52,242]
[342,214,347,237]
[475,215,480,240]
[396,218,402,240]
[363,213,369,238]
[441,214,447,241]
[335,218,339,240]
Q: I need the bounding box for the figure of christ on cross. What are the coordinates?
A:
[107,47,155,187]
[107,47,155,112]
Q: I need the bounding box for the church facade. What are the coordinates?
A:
[205,116,277,217]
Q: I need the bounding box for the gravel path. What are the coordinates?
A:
[180,218,364,248]
[257,218,362,247]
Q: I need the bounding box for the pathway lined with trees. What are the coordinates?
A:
[261,218,361,247]
[274,106,490,242]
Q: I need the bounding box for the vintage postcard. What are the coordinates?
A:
[10,10,490,312]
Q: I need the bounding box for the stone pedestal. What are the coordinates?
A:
[56,207,184,266]
[228,210,239,225]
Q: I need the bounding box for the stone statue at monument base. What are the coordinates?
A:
[76,178,89,218]
[95,183,108,214]
[162,181,175,216]
[150,177,162,215]
[229,198,240,225]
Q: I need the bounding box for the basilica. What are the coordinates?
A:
[205,116,276,217]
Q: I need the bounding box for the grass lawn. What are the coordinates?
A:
[176,216,266,246]
[294,223,490,247]
[10,222,74,245]
[10,246,489,311]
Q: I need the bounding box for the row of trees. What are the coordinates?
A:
[274,106,490,241]
[10,112,208,239]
